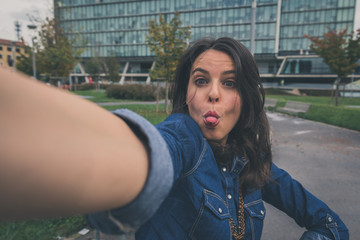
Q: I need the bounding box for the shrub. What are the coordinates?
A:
[265,88,334,97]
[106,84,165,101]
[265,88,294,96]
[72,83,110,91]
[73,83,96,91]
[299,89,333,97]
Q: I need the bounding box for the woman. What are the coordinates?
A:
[87,38,348,239]
[0,37,348,239]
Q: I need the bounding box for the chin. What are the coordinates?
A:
[204,135,225,143]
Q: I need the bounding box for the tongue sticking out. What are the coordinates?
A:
[204,116,219,127]
[206,116,218,124]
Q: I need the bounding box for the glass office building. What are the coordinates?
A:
[55,0,359,85]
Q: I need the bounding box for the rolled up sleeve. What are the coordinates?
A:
[87,109,173,235]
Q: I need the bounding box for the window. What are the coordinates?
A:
[0,46,2,50]
[0,54,2,59]
[7,47,12,51]
[7,55,13,66]
[268,64,275,73]
[299,60,312,73]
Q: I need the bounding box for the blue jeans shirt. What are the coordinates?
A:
[87,110,349,240]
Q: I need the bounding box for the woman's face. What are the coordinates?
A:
[186,49,242,145]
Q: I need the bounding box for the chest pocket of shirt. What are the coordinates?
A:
[244,199,266,240]
[189,189,231,240]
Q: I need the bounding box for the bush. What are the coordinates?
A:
[106,84,165,101]
[265,88,294,96]
[299,89,333,97]
[72,83,110,91]
[265,88,333,97]
[73,83,96,91]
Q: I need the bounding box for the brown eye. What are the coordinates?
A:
[223,80,236,88]
[195,78,208,85]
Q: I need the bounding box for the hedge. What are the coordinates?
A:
[106,84,165,101]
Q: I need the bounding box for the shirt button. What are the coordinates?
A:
[260,210,265,216]
[328,217,333,222]
[227,194,232,200]
[222,167,227,172]
[218,208,222,213]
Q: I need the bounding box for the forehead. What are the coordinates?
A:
[191,49,234,72]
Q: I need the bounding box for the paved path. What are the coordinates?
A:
[263,112,360,239]
[72,111,359,239]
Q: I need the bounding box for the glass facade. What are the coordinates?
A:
[55,0,278,58]
[281,57,331,75]
[55,0,358,83]
[279,0,355,53]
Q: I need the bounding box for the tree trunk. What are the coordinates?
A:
[342,83,346,106]
[165,65,170,114]
[165,80,169,114]
[334,77,341,106]
[74,76,78,91]
[156,80,159,113]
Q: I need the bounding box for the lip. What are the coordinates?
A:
[204,111,220,118]
[203,111,220,128]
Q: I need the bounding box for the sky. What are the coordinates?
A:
[0,0,359,46]
[0,0,52,45]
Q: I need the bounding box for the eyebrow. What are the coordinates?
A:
[191,67,235,76]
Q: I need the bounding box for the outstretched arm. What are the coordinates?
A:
[0,67,148,221]
[263,164,349,239]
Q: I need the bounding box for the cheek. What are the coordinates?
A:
[228,92,242,116]
[186,85,197,105]
[186,86,197,117]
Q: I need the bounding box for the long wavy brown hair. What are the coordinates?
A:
[171,37,272,189]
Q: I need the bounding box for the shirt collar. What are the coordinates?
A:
[230,155,248,174]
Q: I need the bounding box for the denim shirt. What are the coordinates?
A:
[87,110,349,240]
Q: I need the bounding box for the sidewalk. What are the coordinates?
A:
[263,112,360,239]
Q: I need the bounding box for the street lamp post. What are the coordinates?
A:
[250,0,257,55]
[27,25,37,79]
[11,41,16,69]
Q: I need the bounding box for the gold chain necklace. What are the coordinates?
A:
[229,184,245,240]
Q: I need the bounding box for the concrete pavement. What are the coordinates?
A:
[263,112,360,239]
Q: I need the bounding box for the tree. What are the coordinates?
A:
[36,17,83,84]
[305,27,360,106]
[104,56,121,83]
[84,57,105,90]
[16,45,34,76]
[146,12,191,113]
[84,57,103,81]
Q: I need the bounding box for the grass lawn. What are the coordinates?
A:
[267,95,360,131]
[267,94,360,106]
[0,216,87,240]
[103,104,169,125]
[70,89,128,103]
[71,89,359,131]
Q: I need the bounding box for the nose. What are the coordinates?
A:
[208,82,220,103]
[209,96,219,102]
